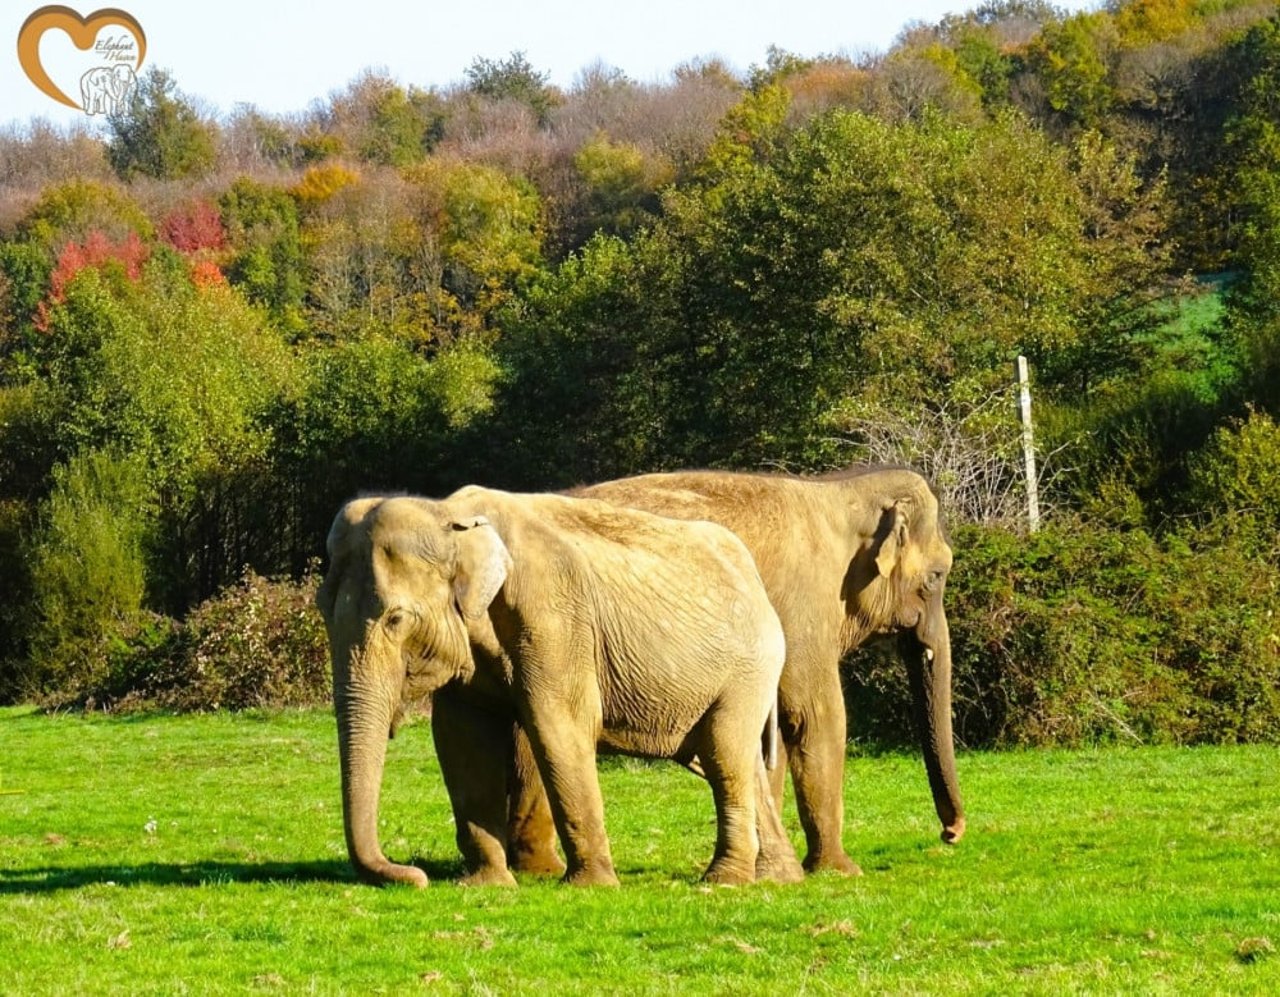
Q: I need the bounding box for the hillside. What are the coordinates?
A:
[0,1,1277,741]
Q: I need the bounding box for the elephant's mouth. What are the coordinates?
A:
[898,607,924,631]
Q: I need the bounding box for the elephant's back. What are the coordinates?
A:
[576,473,850,653]
[579,473,834,578]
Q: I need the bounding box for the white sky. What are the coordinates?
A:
[3,0,1098,129]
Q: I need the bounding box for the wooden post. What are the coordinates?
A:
[1015,355,1040,533]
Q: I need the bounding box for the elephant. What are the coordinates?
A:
[497,466,965,878]
[79,64,135,116]
[315,485,804,888]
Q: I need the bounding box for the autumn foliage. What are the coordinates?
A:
[34,229,148,330]
[160,200,225,253]
[0,6,1278,736]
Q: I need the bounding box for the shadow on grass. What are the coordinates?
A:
[0,857,466,894]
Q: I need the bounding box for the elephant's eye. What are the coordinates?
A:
[385,610,407,632]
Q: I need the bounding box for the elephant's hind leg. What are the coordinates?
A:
[696,706,765,885]
[506,727,566,876]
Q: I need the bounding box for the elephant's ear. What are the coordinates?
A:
[315,570,338,618]
[327,497,385,555]
[317,497,385,618]
[450,516,511,621]
[874,501,911,578]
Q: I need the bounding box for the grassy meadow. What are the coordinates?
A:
[1,706,1277,994]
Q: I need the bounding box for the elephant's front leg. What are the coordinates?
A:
[781,658,862,875]
[430,687,517,886]
[506,726,565,875]
[520,694,619,886]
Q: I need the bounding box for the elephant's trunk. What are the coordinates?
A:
[904,608,965,844]
[334,643,427,888]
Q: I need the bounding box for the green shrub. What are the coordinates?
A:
[943,523,1187,747]
[1187,408,1280,560]
[849,516,1280,748]
[0,498,34,699]
[23,449,153,698]
[89,565,329,712]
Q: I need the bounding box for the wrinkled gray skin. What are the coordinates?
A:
[498,467,964,878]
[316,486,801,888]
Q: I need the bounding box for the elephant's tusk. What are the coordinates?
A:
[924,647,935,662]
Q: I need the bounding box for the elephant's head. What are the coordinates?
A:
[316,495,511,886]
[854,482,965,844]
[110,64,135,101]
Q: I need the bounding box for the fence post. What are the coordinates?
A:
[1015,355,1040,533]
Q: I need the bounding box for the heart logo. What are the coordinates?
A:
[17,6,147,113]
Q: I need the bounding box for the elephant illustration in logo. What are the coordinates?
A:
[80,64,136,116]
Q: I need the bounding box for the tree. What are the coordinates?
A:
[219,178,305,334]
[1226,15,1280,303]
[323,72,446,166]
[404,159,545,325]
[697,82,792,181]
[464,51,561,126]
[273,334,501,567]
[300,169,435,340]
[490,231,686,487]
[498,107,1172,474]
[1112,0,1198,47]
[106,68,218,180]
[571,133,672,242]
[1024,12,1120,128]
[16,178,153,251]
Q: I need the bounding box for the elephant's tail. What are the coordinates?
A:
[763,699,779,771]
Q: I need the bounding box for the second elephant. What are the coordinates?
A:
[497,466,965,877]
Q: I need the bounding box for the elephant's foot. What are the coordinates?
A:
[755,850,805,884]
[802,850,863,877]
[702,858,755,886]
[562,862,620,887]
[459,865,518,887]
[508,844,567,877]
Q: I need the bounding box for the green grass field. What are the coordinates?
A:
[2,707,1277,994]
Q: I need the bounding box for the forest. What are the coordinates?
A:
[0,0,1277,747]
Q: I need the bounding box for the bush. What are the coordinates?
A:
[88,565,330,712]
[853,517,1280,748]
[23,449,153,698]
[1187,408,1280,560]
